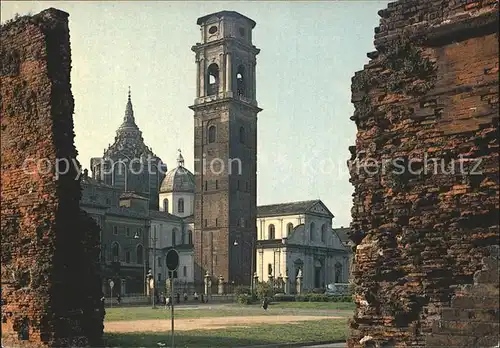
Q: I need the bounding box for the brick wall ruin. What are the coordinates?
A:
[347,0,498,347]
[1,9,104,347]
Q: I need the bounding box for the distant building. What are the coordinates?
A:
[255,200,351,291]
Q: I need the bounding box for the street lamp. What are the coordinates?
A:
[233,239,256,294]
[134,225,157,308]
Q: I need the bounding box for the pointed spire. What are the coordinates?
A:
[177,149,185,167]
[124,86,135,124]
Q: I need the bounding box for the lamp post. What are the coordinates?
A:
[134,222,157,308]
[233,239,256,294]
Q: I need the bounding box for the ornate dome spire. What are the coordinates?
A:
[120,86,138,130]
[177,149,185,167]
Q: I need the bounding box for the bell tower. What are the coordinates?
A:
[190,11,261,285]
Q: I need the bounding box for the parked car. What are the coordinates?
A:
[324,283,350,296]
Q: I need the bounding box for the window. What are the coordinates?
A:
[204,219,207,227]
[113,226,118,235]
[239,127,245,144]
[215,218,218,227]
[101,244,107,262]
[125,251,131,263]
[215,180,218,189]
[207,63,219,95]
[126,228,130,237]
[158,273,162,282]
[309,222,315,241]
[209,25,218,34]
[287,223,293,236]
[106,198,111,205]
[208,125,216,143]
[239,27,245,37]
[163,198,169,212]
[237,180,240,190]
[204,181,208,191]
[321,224,327,243]
[172,228,177,246]
[157,257,162,267]
[335,262,343,283]
[245,181,249,192]
[268,224,275,240]
[236,65,245,97]
[136,245,143,264]
[178,198,184,213]
[188,230,193,244]
[183,266,187,277]
[112,242,119,262]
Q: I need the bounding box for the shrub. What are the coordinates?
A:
[236,294,253,305]
[274,294,295,302]
[234,285,250,296]
[255,282,273,300]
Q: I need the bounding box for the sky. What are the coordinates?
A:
[2,1,390,227]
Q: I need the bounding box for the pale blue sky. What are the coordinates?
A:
[2,1,389,227]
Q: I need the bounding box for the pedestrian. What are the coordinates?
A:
[116,294,121,305]
[165,296,171,309]
[262,297,269,311]
[176,292,180,304]
[193,292,199,301]
[160,293,166,307]
[201,294,204,303]
[183,292,188,302]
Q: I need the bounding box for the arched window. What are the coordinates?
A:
[207,63,219,95]
[136,245,143,264]
[101,244,107,262]
[268,224,275,240]
[309,222,315,241]
[172,228,177,246]
[112,242,120,262]
[335,262,343,283]
[239,127,245,144]
[178,198,184,213]
[188,230,193,244]
[208,125,216,143]
[163,198,169,213]
[321,224,327,242]
[236,65,245,97]
[181,230,186,244]
[287,223,293,236]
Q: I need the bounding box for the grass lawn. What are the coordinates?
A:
[104,318,347,347]
[105,302,354,322]
[270,301,355,311]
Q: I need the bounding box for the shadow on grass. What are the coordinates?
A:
[105,332,277,347]
[104,319,348,347]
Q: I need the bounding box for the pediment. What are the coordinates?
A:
[307,201,333,217]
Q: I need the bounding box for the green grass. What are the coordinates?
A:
[104,302,354,322]
[271,301,355,310]
[104,318,348,347]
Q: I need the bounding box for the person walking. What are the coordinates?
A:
[262,297,269,311]
[116,294,121,305]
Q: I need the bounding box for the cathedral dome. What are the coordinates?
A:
[159,151,195,194]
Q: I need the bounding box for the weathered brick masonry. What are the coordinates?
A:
[1,9,103,347]
[347,0,498,347]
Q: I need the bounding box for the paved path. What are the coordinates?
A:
[302,343,345,348]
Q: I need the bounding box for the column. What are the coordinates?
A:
[200,58,205,97]
[196,58,200,97]
[226,53,232,92]
[221,53,226,94]
[252,62,256,100]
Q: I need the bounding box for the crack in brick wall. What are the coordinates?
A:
[1,8,104,347]
[347,0,499,347]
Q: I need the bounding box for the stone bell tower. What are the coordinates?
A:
[190,11,261,285]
